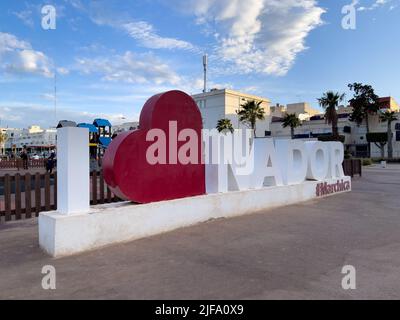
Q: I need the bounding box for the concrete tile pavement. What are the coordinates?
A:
[0,166,399,300]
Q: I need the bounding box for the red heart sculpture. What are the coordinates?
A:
[103,90,206,203]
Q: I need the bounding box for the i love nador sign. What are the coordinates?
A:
[103,90,347,204]
[103,91,206,203]
[39,90,351,258]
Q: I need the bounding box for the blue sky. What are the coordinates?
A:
[0,0,399,128]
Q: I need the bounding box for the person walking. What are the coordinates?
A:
[46,153,55,174]
[20,150,29,170]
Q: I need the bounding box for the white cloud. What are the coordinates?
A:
[0,32,54,78]
[57,67,70,75]
[0,104,133,129]
[0,32,30,53]
[6,50,53,77]
[122,21,196,51]
[12,2,67,27]
[185,0,325,76]
[41,93,55,101]
[72,0,198,52]
[239,86,260,94]
[64,0,85,11]
[358,0,393,11]
[176,77,233,94]
[75,51,181,85]
[12,9,34,28]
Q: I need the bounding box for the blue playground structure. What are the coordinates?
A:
[93,119,112,150]
[58,118,113,158]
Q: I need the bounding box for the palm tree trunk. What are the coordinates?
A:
[332,117,339,137]
[251,119,257,138]
[388,122,393,159]
[291,127,294,139]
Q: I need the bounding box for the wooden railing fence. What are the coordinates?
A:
[0,160,361,224]
[0,171,122,223]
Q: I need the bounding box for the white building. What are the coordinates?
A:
[270,113,369,157]
[112,122,139,134]
[369,112,400,158]
[270,98,400,158]
[271,102,320,121]
[192,89,271,137]
[3,125,57,155]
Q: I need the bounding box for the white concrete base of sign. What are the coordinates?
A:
[39,176,351,257]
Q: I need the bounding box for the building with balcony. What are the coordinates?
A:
[3,126,57,156]
[270,96,400,158]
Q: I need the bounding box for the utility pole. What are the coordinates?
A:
[54,68,57,126]
[203,54,208,93]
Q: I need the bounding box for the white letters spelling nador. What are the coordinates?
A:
[205,132,346,194]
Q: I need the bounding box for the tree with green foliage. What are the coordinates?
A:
[282,113,302,139]
[216,118,234,134]
[348,83,380,157]
[317,91,345,138]
[348,83,380,133]
[236,100,265,138]
[380,111,398,159]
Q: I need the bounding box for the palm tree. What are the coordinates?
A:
[216,118,234,134]
[380,111,398,159]
[236,100,265,137]
[282,113,302,139]
[317,91,345,138]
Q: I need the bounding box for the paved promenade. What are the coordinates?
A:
[0,165,400,299]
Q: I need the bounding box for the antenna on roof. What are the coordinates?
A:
[54,67,57,126]
[203,54,208,93]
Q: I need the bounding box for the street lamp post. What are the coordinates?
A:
[203,55,207,93]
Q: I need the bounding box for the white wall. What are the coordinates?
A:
[40,176,352,257]
[193,89,271,137]
[369,114,400,158]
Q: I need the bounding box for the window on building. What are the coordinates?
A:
[396,131,400,142]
